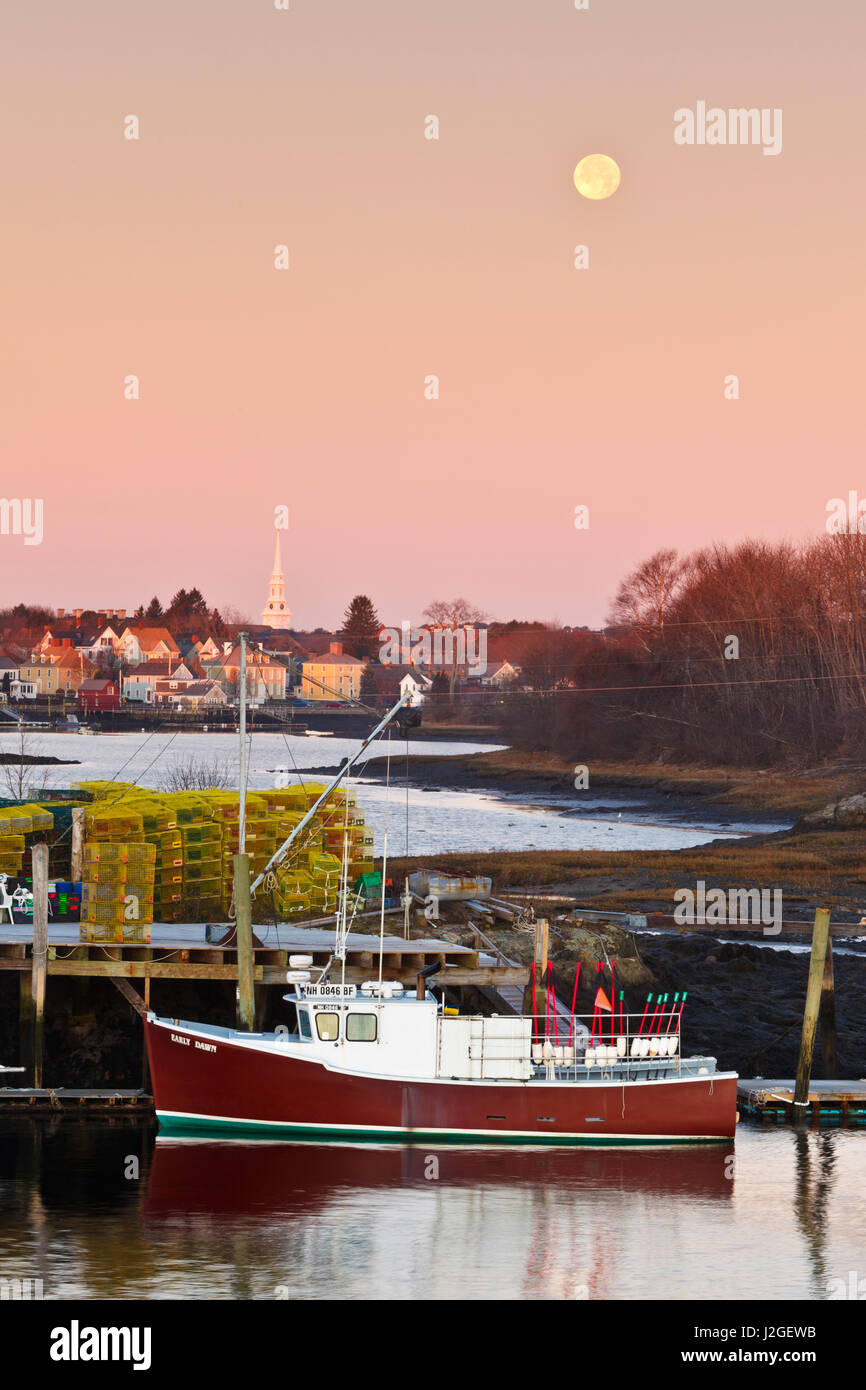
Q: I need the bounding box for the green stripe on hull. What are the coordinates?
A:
[157,1113,733,1146]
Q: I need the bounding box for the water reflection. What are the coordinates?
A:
[2,1121,865,1299]
[793,1129,838,1299]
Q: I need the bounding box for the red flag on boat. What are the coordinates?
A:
[594,987,613,1014]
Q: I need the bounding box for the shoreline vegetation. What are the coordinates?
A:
[350,745,866,818]
[346,747,866,925]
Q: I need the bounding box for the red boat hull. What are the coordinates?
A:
[145,1018,738,1144]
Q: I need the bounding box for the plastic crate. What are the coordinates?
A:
[121,920,152,942]
[183,859,221,881]
[181,823,221,846]
[82,901,126,927]
[84,843,129,863]
[80,922,124,943]
[85,862,128,885]
[82,882,127,905]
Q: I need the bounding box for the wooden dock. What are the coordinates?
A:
[0,1087,152,1112]
[0,915,527,991]
[738,1078,866,1123]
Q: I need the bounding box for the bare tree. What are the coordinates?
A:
[159,755,233,792]
[0,725,48,800]
[422,597,488,692]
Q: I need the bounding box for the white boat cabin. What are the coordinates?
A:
[283,979,533,1082]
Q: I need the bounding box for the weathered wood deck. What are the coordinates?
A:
[0,915,529,989]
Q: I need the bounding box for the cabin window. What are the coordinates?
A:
[315,1012,339,1041]
[298,1008,312,1040]
[346,1012,377,1042]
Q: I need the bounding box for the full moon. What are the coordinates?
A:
[573,153,621,200]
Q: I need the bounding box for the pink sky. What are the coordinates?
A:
[2,1,864,627]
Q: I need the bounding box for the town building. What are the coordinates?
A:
[300,643,365,702]
[204,643,288,704]
[122,660,196,704]
[77,678,120,713]
[154,679,228,711]
[116,626,181,666]
[18,651,99,696]
[367,663,433,706]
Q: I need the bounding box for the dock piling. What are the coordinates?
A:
[31,843,49,1089]
[233,853,255,1031]
[794,908,831,1115]
[70,807,85,885]
[819,934,838,1080]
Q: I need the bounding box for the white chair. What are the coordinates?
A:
[0,874,13,925]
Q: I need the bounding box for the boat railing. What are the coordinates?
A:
[521,1010,686,1083]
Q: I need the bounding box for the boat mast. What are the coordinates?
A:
[234,631,255,1030]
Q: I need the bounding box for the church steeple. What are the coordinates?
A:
[260,528,293,629]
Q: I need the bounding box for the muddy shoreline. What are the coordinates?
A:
[309,752,791,830]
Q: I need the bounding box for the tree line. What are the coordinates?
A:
[501,534,866,767]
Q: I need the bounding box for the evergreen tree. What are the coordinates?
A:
[341,595,381,658]
[145,596,164,620]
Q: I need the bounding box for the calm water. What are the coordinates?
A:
[12,731,777,855]
[0,1120,863,1300]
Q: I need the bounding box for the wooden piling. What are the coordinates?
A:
[524,917,549,1028]
[233,852,255,1031]
[794,908,831,1114]
[31,843,49,1089]
[70,808,85,884]
[18,970,34,1081]
[819,934,838,1079]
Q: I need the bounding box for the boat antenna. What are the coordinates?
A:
[377,728,393,1009]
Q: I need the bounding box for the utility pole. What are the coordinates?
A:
[234,632,255,1030]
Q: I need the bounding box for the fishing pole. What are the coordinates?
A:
[568,962,581,1046]
[549,965,559,1044]
[675,990,688,1033]
[647,993,662,1034]
[637,992,653,1035]
[590,962,601,1043]
[544,964,551,1040]
[665,992,680,1034]
[653,993,670,1034]
[610,961,616,1045]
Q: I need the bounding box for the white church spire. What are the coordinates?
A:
[260,528,292,629]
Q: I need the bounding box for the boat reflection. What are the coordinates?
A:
[146,1136,734,1221]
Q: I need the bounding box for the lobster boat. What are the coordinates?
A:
[145,965,737,1144]
[144,667,738,1146]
